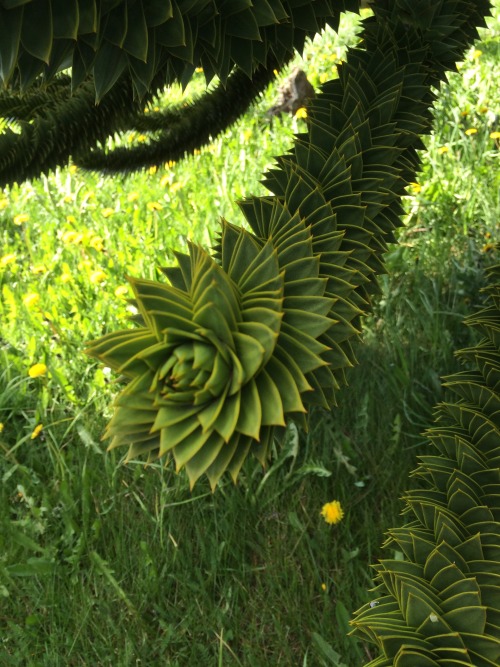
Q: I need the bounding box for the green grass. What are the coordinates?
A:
[1,6,499,666]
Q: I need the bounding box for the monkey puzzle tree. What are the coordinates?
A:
[1,1,498,665]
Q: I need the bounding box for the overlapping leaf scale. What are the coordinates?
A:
[86,238,288,489]
[351,259,500,666]
[0,0,360,99]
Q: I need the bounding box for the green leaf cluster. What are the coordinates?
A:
[0,0,358,185]
[0,0,359,99]
[350,258,500,666]
[86,0,493,488]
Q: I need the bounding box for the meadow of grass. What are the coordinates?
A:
[0,6,499,666]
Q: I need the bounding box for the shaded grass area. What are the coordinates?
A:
[1,5,499,666]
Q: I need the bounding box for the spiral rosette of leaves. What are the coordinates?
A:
[89,233,308,489]
[87,0,492,486]
[350,257,500,667]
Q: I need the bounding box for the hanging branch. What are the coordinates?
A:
[74,59,284,174]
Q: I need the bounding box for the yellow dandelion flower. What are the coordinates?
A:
[62,230,81,245]
[89,270,107,284]
[61,272,72,283]
[0,198,8,210]
[490,131,500,140]
[13,213,29,225]
[101,207,115,218]
[149,165,158,175]
[89,236,104,252]
[472,49,482,59]
[23,293,40,307]
[321,500,344,525]
[465,128,478,136]
[69,164,78,175]
[0,253,16,268]
[137,134,147,143]
[66,215,77,224]
[193,149,201,156]
[437,146,450,154]
[170,182,183,194]
[409,182,422,194]
[165,160,176,169]
[128,132,136,143]
[28,363,47,378]
[31,424,43,439]
[478,106,488,114]
[31,264,46,274]
[319,72,330,84]
[63,195,73,203]
[295,107,308,119]
[147,201,163,211]
[114,285,129,298]
[127,191,140,202]
[321,583,327,592]
[160,175,171,188]
[0,422,4,433]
